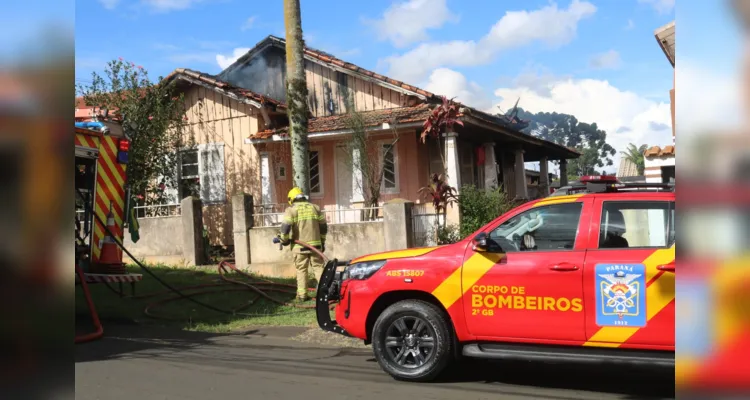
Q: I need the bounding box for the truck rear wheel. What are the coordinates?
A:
[371,299,453,382]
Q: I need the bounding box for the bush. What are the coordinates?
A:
[435,224,461,245]
[458,185,514,238]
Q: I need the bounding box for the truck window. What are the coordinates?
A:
[599,201,674,249]
[488,203,583,252]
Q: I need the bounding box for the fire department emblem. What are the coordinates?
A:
[595,263,647,327]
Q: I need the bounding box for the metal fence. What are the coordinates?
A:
[75,204,181,220]
[253,203,286,227]
[322,206,383,225]
[411,203,443,247]
[252,203,383,227]
[133,203,181,218]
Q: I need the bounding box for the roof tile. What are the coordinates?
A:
[644,145,675,157]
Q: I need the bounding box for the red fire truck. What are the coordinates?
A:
[316,179,675,381]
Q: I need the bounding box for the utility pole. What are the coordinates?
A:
[284,0,310,194]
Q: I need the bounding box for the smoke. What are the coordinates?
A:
[219,50,287,102]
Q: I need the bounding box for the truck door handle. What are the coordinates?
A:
[657,262,675,272]
[549,263,579,271]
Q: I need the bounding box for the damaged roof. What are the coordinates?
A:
[221,35,438,100]
[252,103,433,139]
[163,68,286,110]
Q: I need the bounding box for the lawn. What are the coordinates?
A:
[75,263,325,333]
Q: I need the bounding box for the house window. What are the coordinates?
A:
[381,142,399,193]
[179,149,200,200]
[175,143,226,204]
[309,150,322,196]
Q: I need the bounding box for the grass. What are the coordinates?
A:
[75,263,323,333]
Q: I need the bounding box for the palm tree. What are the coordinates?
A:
[620,143,648,176]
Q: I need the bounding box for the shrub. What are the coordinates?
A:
[458,185,514,238]
[435,224,461,245]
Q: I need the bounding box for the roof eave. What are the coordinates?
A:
[245,121,424,144]
[654,21,675,68]
[460,112,580,159]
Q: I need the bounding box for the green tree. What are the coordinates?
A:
[76,58,190,207]
[341,95,399,221]
[620,143,648,175]
[514,108,617,176]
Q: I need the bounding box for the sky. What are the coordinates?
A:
[70,0,735,172]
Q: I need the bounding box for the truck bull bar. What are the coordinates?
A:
[315,258,352,337]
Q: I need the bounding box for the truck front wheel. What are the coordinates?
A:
[371,299,453,382]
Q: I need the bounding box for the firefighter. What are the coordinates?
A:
[274,187,327,302]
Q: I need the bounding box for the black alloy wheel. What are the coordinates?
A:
[384,316,436,368]
[372,300,453,382]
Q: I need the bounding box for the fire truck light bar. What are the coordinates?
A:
[579,175,618,183]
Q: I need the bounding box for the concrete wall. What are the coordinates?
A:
[124,216,184,264]
[123,196,207,267]
[247,222,385,277]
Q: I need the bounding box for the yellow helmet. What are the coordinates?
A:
[287,187,305,205]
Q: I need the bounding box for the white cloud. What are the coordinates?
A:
[241,16,257,31]
[141,0,204,13]
[381,0,596,83]
[588,50,622,69]
[365,0,459,48]
[492,73,673,170]
[216,47,251,70]
[625,19,635,30]
[99,0,120,9]
[423,68,492,111]
[637,0,675,15]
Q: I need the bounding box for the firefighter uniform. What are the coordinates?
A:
[279,187,328,300]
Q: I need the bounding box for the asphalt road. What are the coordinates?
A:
[75,325,674,400]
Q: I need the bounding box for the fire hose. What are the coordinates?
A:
[75,188,335,339]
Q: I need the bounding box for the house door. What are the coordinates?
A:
[335,145,360,223]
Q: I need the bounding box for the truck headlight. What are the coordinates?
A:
[343,260,387,280]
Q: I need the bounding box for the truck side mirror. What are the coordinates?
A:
[472,232,489,252]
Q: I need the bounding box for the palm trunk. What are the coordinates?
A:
[284,0,310,194]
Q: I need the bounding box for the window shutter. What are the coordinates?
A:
[198,143,226,203]
[161,153,179,204]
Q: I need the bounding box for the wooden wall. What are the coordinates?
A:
[181,85,263,246]
[304,60,408,117]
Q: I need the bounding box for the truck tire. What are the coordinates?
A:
[371,299,453,382]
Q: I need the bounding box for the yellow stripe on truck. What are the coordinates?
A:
[532,194,585,207]
[583,245,675,346]
[432,252,505,310]
[351,247,439,263]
